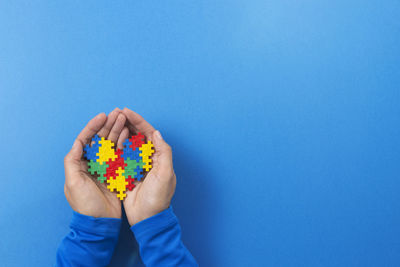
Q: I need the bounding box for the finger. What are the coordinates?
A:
[97,108,121,138]
[117,127,129,149]
[122,108,155,137]
[107,113,126,144]
[76,113,107,145]
[151,130,173,174]
[64,140,84,182]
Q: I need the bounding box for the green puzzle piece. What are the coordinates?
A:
[124,159,145,178]
[88,160,108,183]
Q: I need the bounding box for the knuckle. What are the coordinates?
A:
[165,144,172,153]
[66,178,81,189]
[64,154,71,164]
[161,167,175,179]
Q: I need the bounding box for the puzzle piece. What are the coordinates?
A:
[122,147,135,161]
[83,134,101,161]
[104,149,126,180]
[139,141,155,171]
[84,132,154,200]
[135,165,144,181]
[84,146,98,161]
[88,160,108,183]
[97,137,117,165]
[122,140,132,160]
[126,177,136,191]
[129,132,145,149]
[124,158,145,178]
[123,139,132,148]
[122,142,143,161]
[92,135,101,143]
[131,148,142,161]
[107,167,128,200]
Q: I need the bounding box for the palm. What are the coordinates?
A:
[80,160,121,218]
[123,171,160,220]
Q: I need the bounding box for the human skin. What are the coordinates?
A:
[121,108,177,226]
[63,107,176,226]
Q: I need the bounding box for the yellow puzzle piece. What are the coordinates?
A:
[97,137,117,165]
[139,141,155,171]
[107,167,128,200]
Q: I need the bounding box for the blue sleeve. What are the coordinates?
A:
[131,207,198,267]
[55,211,121,267]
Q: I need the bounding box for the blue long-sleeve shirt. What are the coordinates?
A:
[56,207,197,267]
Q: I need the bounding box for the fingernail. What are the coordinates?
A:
[155,130,163,140]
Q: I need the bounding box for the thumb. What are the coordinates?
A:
[151,130,173,173]
[64,140,83,176]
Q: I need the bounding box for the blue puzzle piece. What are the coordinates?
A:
[122,139,134,160]
[93,134,101,143]
[83,135,102,161]
[84,145,98,160]
[131,148,142,161]
[135,165,144,181]
[122,146,142,161]
[122,147,134,160]
[84,152,99,161]
[123,139,132,148]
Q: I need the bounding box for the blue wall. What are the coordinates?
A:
[0,1,399,266]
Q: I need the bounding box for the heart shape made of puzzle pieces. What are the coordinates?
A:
[83,132,155,200]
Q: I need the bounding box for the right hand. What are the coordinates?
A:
[121,108,177,226]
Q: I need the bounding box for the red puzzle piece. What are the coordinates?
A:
[126,177,136,191]
[104,149,126,180]
[129,132,145,150]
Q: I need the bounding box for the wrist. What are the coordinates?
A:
[70,210,122,236]
[130,205,171,226]
[130,210,162,226]
[130,207,177,237]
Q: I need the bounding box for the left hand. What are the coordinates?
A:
[63,108,127,218]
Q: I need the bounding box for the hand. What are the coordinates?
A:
[63,108,127,218]
[121,108,177,226]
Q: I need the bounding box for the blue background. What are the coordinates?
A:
[0,1,399,266]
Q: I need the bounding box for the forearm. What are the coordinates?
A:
[131,207,198,266]
[55,211,121,267]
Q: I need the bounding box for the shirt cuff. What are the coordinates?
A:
[70,211,122,236]
[130,207,178,239]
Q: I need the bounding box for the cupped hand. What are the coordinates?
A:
[120,108,177,226]
[63,108,127,218]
